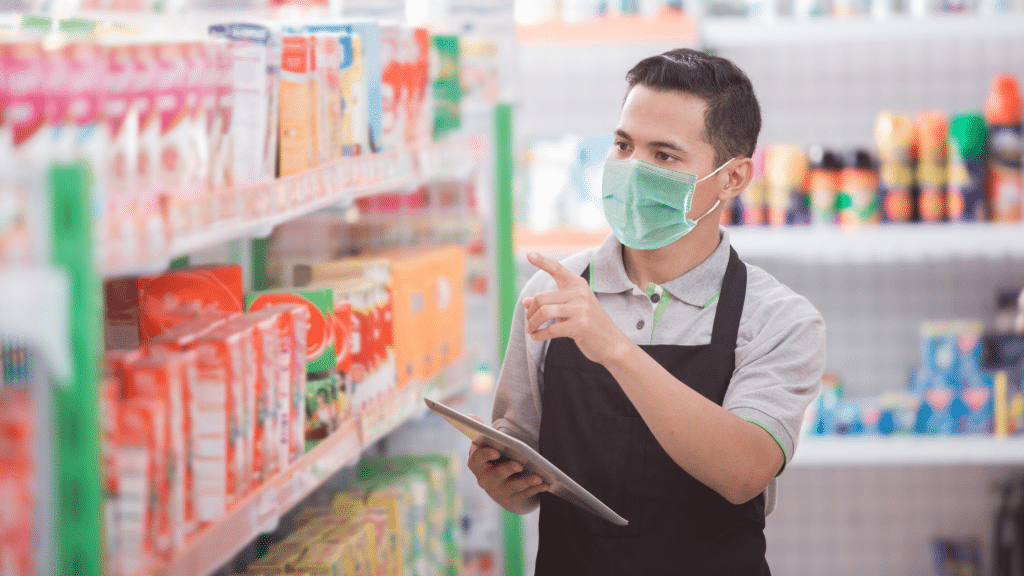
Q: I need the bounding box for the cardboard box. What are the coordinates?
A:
[304,372,340,450]
[339,34,366,156]
[99,40,141,269]
[430,35,461,140]
[312,32,342,164]
[207,23,281,189]
[278,33,316,177]
[223,318,259,495]
[130,42,166,259]
[117,397,164,571]
[191,326,246,523]
[120,351,189,554]
[378,23,406,153]
[247,288,335,375]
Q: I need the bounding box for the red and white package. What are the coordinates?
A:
[117,396,166,573]
[0,387,36,576]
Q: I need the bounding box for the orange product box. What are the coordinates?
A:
[244,302,310,465]
[117,396,166,573]
[99,375,120,566]
[228,312,281,487]
[279,34,316,177]
[329,278,396,412]
[223,318,258,496]
[104,264,244,347]
[120,350,189,555]
[190,326,246,524]
[0,387,36,576]
[423,246,465,376]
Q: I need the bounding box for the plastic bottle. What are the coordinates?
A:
[806,145,843,226]
[874,112,916,223]
[765,144,809,226]
[984,73,1023,222]
[914,110,948,223]
[837,149,880,229]
[947,113,988,222]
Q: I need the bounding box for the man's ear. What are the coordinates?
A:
[718,158,754,202]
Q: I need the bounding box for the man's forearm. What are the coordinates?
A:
[602,342,782,505]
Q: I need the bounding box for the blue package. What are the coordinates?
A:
[958,372,994,434]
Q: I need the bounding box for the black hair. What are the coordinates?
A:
[625,48,761,166]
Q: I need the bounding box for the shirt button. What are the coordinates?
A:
[636,320,645,330]
[650,293,660,303]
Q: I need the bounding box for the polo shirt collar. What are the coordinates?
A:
[591,227,733,308]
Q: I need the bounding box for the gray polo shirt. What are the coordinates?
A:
[492,227,826,516]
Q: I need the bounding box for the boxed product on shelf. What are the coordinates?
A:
[131,42,167,259]
[191,324,248,523]
[983,333,1024,435]
[222,316,259,494]
[338,20,383,154]
[104,263,244,347]
[99,39,141,268]
[278,32,317,178]
[0,386,36,576]
[431,34,462,140]
[233,311,285,482]
[339,33,368,156]
[154,41,200,240]
[407,27,432,147]
[246,287,336,374]
[208,23,281,191]
[118,350,193,554]
[379,24,432,151]
[305,372,342,449]
[117,394,166,571]
[311,32,343,166]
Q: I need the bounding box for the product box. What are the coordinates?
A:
[0,387,36,576]
[120,351,189,555]
[117,396,165,571]
[301,21,381,155]
[247,288,336,375]
[234,311,286,482]
[378,23,406,153]
[130,42,167,258]
[423,246,465,376]
[114,264,244,345]
[278,33,316,177]
[223,317,259,493]
[154,42,196,239]
[208,23,281,189]
[919,321,986,387]
[99,39,141,269]
[99,375,120,560]
[304,372,340,450]
[430,35,461,140]
[406,27,431,147]
[312,32,343,164]
[250,304,310,466]
[300,285,354,419]
[191,326,246,523]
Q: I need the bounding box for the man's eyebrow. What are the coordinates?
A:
[648,140,686,152]
[614,129,632,141]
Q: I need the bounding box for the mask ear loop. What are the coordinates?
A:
[690,158,736,221]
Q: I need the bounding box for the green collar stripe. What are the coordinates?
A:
[701,291,721,308]
[650,290,671,345]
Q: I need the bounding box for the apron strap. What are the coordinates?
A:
[708,247,747,382]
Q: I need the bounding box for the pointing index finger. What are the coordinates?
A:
[527,252,577,288]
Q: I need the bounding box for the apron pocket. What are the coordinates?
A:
[572,413,645,537]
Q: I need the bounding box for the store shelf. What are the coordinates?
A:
[728,223,1024,263]
[699,13,1024,48]
[791,436,1024,467]
[147,359,473,576]
[517,12,699,45]
[103,136,486,278]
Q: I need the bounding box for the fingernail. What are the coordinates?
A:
[532,477,542,485]
[514,464,523,472]
[529,251,539,260]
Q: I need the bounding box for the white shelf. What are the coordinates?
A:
[146,359,472,576]
[728,222,1024,263]
[699,13,1024,48]
[791,436,1024,467]
[103,136,485,278]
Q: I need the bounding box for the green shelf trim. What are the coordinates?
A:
[494,103,527,576]
[49,162,104,576]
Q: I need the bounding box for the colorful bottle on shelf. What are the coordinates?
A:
[874,112,916,223]
[739,146,767,226]
[806,145,843,225]
[947,113,988,222]
[837,149,880,228]
[765,144,810,226]
[914,110,948,222]
[984,73,1023,222]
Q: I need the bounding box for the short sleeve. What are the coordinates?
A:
[724,308,826,475]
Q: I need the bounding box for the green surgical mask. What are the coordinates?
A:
[602,157,734,250]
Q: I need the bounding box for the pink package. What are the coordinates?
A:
[130,42,167,260]
[100,40,141,269]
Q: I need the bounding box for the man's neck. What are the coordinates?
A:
[622,222,722,288]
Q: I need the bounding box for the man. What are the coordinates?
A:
[468,48,826,574]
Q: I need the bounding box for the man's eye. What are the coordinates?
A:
[655,152,674,162]
[615,141,629,151]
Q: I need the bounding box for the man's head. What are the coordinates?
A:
[625,48,761,166]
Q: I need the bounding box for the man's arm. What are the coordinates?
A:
[523,252,790,505]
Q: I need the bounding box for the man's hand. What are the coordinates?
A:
[524,251,633,366]
[465,415,548,515]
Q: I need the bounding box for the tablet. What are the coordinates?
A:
[424,398,629,526]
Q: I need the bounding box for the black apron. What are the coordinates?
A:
[536,247,769,576]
